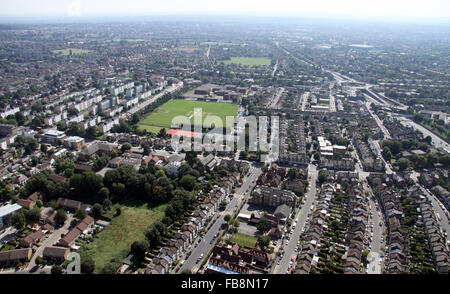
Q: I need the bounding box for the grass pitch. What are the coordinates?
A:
[138,99,239,130]
[228,233,258,248]
[221,57,271,66]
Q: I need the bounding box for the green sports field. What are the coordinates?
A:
[221,57,271,66]
[228,233,257,248]
[138,99,239,131]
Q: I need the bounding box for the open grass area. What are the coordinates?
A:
[112,38,146,42]
[221,57,271,66]
[78,201,167,273]
[138,99,238,129]
[228,233,257,248]
[201,42,240,46]
[137,125,164,134]
[52,48,90,55]
[175,47,199,52]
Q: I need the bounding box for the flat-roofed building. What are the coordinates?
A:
[0,203,22,230]
[42,129,66,145]
[64,136,85,151]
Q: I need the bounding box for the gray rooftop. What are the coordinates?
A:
[0,203,22,218]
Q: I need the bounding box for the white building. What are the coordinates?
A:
[164,161,181,177]
[42,130,66,144]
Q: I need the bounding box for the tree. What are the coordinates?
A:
[131,240,149,260]
[55,209,67,226]
[11,211,26,230]
[92,203,103,218]
[101,263,117,274]
[121,143,132,153]
[180,175,196,191]
[103,198,112,211]
[31,102,43,113]
[256,217,270,233]
[145,227,162,245]
[233,219,240,228]
[257,235,271,249]
[26,206,41,224]
[40,144,48,153]
[426,152,438,167]
[224,214,231,222]
[97,187,110,201]
[14,112,26,126]
[143,145,151,156]
[180,269,192,274]
[397,158,410,171]
[318,169,329,185]
[185,151,198,166]
[158,128,167,139]
[81,257,95,274]
[287,167,300,180]
[51,265,63,274]
[69,171,104,200]
[74,209,87,220]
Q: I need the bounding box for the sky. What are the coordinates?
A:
[0,0,449,20]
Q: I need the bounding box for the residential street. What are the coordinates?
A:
[272,163,318,274]
[177,164,262,273]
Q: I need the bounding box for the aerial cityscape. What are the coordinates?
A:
[0,0,449,279]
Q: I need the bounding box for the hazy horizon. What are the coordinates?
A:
[0,0,449,24]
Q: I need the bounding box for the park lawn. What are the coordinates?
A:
[52,48,90,55]
[79,202,167,273]
[138,99,238,129]
[229,233,257,248]
[221,57,271,66]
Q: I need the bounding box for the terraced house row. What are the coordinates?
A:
[145,172,240,274]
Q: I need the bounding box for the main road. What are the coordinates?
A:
[177,164,262,273]
[272,163,318,274]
